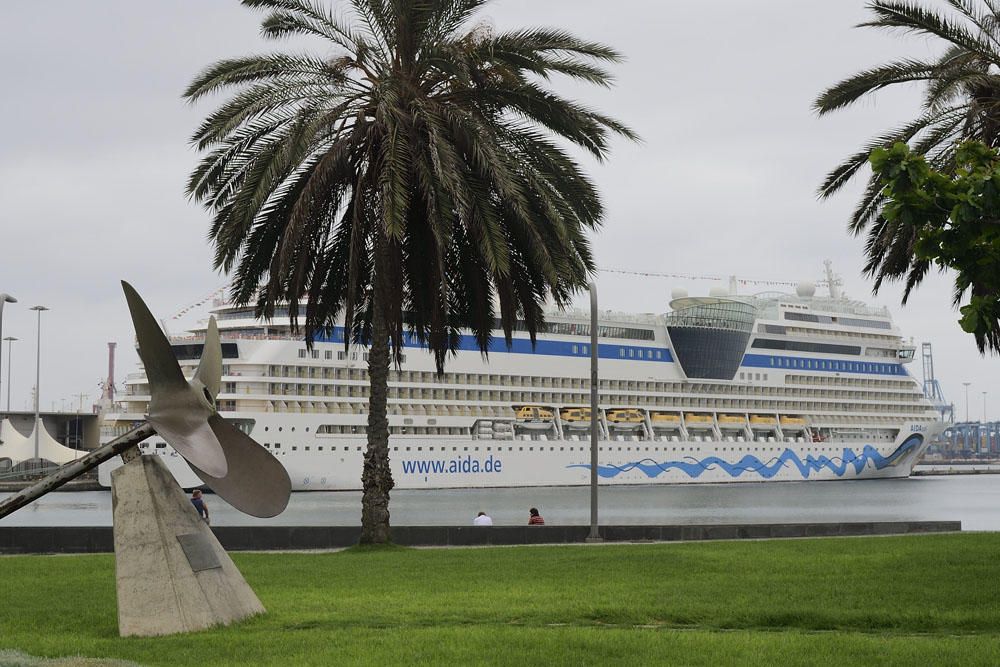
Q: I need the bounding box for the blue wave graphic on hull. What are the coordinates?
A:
[566,435,923,480]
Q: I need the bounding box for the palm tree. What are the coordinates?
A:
[184,0,635,543]
[815,0,1000,299]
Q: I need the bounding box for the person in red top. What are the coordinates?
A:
[528,507,545,525]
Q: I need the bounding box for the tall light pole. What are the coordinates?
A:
[31,305,48,465]
[963,382,971,423]
[3,337,16,412]
[982,391,989,453]
[587,282,601,542]
[0,293,17,416]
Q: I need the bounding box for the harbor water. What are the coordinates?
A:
[2,474,998,531]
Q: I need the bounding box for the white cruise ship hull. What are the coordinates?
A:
[99,417,941,490]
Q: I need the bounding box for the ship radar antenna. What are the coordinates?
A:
[823,259,842,299]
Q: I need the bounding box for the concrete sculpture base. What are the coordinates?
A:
[111,455,264,637]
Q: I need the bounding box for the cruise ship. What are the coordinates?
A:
[99,265,945,490]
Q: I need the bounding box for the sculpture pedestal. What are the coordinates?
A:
[111,455,264,637]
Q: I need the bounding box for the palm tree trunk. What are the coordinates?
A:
[360,233,394,544]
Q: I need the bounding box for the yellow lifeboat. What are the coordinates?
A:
[560,407,592,430]
[606,408,644,424]
[750,415,778,426]
[514,405,554,430]
[717,414,747,428]
[780,415,807,427]
[606,408,644,431]
[650,412,681,424]
[684,413,713,425]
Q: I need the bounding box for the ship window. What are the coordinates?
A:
[325,350,332,359]
[619,349,625,358]
[573,345,579,354]
[305,446,310,451]
[274,444,281,449]
[582,346,588,354]
[292,446,297,451]
[338,351,346,360]
[299,349,306,358]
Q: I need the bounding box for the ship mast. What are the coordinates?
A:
[823,259,842,299]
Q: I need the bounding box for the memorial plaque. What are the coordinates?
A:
[176,532,222,572]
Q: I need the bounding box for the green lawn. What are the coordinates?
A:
[2,534,999,665]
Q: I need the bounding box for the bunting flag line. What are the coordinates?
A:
[598,267,830,289]
[169,283,230,320]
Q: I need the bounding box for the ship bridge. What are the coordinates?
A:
[665,296,756,380]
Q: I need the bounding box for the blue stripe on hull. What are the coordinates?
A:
[742,353,907,376]
[313,326,673,362]
[566,435,923,480]
[311,327,908,375]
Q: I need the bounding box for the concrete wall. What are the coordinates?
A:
[0,521,962,554]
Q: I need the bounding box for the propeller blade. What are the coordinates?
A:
[121,281,186,391]
[189,415,291,518]
[195,316,222,401]
[146,413,227,478]
[122,282,228,478]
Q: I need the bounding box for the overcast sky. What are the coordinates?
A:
[0,1,993,420]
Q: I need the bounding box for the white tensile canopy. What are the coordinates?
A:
[0,418,81,465]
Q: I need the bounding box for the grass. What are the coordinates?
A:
[1,534,999,665]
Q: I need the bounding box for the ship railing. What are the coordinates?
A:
[168,333,304,342]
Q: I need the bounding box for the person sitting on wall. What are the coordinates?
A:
[473,511,493,526]
[191,489,209,524]
[528,507,545,525]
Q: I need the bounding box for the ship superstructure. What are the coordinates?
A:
[100,270,944,489]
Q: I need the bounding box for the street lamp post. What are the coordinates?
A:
[0,293,17,416]
[30,305,48,466]
[983,391,988,423]
[963,382,971,423]
[587,282,601,542]
[3,337,16,412]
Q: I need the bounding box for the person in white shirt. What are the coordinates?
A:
[473,511,493,526]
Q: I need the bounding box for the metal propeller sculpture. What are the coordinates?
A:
[0,282,292,636]
[0,282,291,519]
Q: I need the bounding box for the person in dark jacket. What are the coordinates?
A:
[191,489,210,523]
[528,507,544,525]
